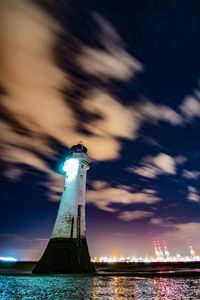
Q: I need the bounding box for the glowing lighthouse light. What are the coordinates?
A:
[63,158,79,181]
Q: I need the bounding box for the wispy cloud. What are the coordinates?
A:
[150,218,163,225]
[140,136,163,149]
[187,186,200,202]
[87,181,161,212]
[118,210,154,222]
[182,170,200,180]
[148,218,200,248]
[174,155,187,165]
[150,216,176,225]
[1,143,65,201]
[139,100,183,126]
[81,89,140,160]
[180,96,200,120]
[164,222,200,242]
[127,152,177,179]
[78,13,143,81]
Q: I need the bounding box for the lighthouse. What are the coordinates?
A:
[33,144,95,274]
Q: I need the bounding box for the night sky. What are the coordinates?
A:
[1,0,200,260]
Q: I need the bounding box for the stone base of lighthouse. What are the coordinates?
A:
[32,238,95,274]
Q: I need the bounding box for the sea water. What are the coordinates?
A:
[0,274,200,299]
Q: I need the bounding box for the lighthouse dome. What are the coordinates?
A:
[70,144,87,153]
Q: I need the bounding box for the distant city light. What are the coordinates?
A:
[92,239,200,264]
[63,158,79,181]
[0,256,18,262]
[92,254,200,263]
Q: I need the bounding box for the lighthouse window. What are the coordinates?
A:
[80,174,83,178]
[78,205,81,216]
[79,190,82,196]
[81,164,84,169]
[70,217,74,239]
[77,206,81,239]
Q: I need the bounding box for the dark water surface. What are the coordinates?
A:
[0,274,200,299]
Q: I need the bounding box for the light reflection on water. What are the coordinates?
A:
[0,275,200,299]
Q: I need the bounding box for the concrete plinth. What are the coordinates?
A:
[32,238,95,274]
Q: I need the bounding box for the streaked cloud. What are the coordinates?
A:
[187,186,200,202]
[140,136,163,149]
[182,170,200,180]
[150,218,163,225]
[127,152,177,179]
[148,219,200,250]
[78,14,143,81]
[128,165,158,179]
[153,153,176,174]
[0,143,65,201]
[118,210,154,222]
[180,96,200,119]
[81,89,140,160]
[87,181,161,212]
[150,216,176,225]
[139,100,183,126]
[165,222,200,242]
[174,155,187,165]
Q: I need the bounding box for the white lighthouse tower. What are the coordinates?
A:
[33,144,95,274]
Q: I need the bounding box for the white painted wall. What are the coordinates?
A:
[51,152,90,239]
